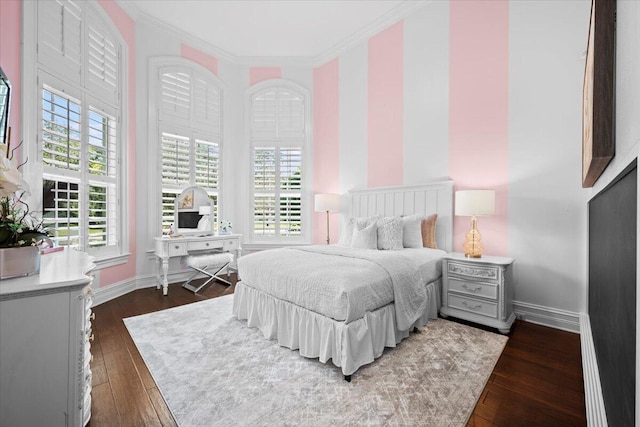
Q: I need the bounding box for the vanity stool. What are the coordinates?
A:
[183,252,233,293]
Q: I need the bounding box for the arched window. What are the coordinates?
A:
[247,81,310,242]
[152,59,224,233]
[32,0,127,261]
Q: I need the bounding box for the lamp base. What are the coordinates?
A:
[462,216,484,258]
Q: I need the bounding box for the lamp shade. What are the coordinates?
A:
[198,205,211,215]
[455,190,495,216]
[314,193,340,212]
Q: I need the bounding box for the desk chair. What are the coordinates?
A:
[183,252,233,293]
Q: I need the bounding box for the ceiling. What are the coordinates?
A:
[119,0,416,59]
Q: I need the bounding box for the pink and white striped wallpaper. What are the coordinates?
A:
[310,1,510,253]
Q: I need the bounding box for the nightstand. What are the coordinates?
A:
[441,253,515,334]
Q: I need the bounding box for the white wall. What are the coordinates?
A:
[402,0,449,185]
[508,1,591,318]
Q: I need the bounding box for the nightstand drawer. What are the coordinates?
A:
[448,294,497,318]
[448,278,497,300]
[448,261,499,281]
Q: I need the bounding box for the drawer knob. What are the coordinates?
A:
[206,243,210,247]
[461,284,482,292]
[462,300,483,310]
[175,245,180,250]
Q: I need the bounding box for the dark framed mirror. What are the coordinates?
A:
[0,67,10,148]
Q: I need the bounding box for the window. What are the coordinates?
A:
[32,1,126,260]
[249,83,309,242]
[41,86,118,251]
[157,64,223,233]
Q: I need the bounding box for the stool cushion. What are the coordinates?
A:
[186,252,233,268]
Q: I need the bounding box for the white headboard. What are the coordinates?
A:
[347,180,454,252]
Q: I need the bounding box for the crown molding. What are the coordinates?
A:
[115,0,429,68]
[313,0,429,66]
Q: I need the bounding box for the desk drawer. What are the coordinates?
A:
[223,239,239,251]
[188,240,224,252]
[448,278,497,300]
[448,294,497,319]
[168,242,188,256]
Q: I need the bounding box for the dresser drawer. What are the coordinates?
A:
[448,294,497,319]
[188,239,224,252]
[223,239,239,251]
[448,261,499,281]
[448,278,497,300]
[168,242,188,256]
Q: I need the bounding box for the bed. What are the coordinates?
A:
[232,180,454,380]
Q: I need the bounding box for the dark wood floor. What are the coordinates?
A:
[88,275,586,427]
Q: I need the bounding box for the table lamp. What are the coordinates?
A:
[314,193,340,245]
[455,190,495,258]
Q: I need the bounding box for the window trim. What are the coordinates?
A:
[147,56,229,247]
[245,79,312,245]
[22,0,130,266]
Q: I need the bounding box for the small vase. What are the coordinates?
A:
[0,246,41,280]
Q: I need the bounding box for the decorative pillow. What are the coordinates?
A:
[350,222,378,250]
[402,214,423,248]
[376,217,403,250]
[421,214,438,249]
[339,216,380,246]
[338,217,355,246]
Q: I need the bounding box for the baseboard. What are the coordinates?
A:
[93,270,211,306]
[512,300,580,333]
[92,278,137,306]
[579,313,608,426]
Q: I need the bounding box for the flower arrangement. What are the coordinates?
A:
[0,145,49,248]
[219,219,232,234]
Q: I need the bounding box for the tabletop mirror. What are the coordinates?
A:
[0,67,11,147]
[174,185,214,235]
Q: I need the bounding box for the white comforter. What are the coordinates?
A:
[237,245,444,331]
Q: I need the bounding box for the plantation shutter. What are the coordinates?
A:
[161,132,191,186]
[251,89,277,139]
[42,88,82,172]
[278,90,305,139]
[86,14,119,103]
[193,76,221,131]
[42,178,82,247]
[37,0,82,82]
[159,68,191,121]
[194,139,219,190]
[86,107,118,249]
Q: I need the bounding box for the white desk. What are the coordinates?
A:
[154,234,241,295]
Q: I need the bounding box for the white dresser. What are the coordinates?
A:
[441,253,515,334]
[154,234,241,295]
[0,250,95,426]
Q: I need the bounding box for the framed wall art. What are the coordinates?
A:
[582,0,616,188]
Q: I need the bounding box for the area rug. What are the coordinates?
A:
[124,295,507,426]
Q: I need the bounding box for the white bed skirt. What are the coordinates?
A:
[232,279,441,376]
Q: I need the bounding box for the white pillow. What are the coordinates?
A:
[339,216,380,246]
[350,222,378,249]
[377,217,403,250]
[402,214,424,248]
